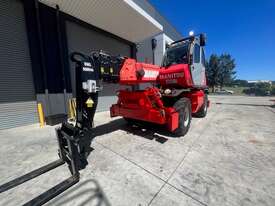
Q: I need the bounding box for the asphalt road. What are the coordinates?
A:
[0,95,274,206]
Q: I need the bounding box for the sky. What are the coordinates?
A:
[149,0,275,80]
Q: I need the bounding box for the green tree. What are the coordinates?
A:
[233,79,249,87]
[206,54,220,92]
[243,82,272,96]
[218,54,236,88]
[272,85,275,96]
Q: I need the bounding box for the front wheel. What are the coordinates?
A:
[172,98,192,137]
[194,94,208,118]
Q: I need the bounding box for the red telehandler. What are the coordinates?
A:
[111,33,209,136]
[0,33,208,205]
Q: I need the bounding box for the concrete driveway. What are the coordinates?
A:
[0,95,275,206]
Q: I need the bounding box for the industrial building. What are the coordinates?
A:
[0,0,182,129]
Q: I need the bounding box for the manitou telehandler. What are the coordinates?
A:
[0,33,208,205]
[111,33,209,136]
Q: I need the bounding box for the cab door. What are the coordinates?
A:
[190,43,206,86]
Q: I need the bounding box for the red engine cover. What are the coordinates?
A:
[157,64,193,88]
[119,58,160,84]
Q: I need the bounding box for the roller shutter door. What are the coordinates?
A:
[0,0,38,129]
[66,20,132,111]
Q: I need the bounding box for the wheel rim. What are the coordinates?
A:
[184,109,190,127]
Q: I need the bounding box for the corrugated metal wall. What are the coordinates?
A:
[0,102,38,129]
[0,0,38,129]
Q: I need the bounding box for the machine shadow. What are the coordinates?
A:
[122,123,171,143]
[89,118,171,144]
[46,179,111,206]
[47,119,171,205]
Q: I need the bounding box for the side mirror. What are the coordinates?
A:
[151,38,157,50]
[200,34,206,46]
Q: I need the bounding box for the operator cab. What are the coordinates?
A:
[189,35,207,87]
[162,42,189,67]
[161,34,207,88]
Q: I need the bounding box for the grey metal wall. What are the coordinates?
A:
[136,36,154,63]
[66,20,132,111]
[0,0,38,129]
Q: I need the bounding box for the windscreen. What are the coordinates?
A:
[162,43,189,67]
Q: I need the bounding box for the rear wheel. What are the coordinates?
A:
[172,98,192,137]
[194,94,208,118]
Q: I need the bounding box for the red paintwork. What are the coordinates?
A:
[110,87,179,131]
[158,64,193,88]
[110,59,208,132]
[119,58,160,84]
[182,90,205,113]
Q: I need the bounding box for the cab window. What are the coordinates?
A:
[162,43,189,67]
[194,44,200,63]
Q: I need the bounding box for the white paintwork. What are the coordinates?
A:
[39,0,163,42]
[190,39,206,86]
[153,33,164,65]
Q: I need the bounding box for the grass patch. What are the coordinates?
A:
[223,86,249,95]
[208,86,249,95]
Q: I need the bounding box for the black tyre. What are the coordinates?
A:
[172,98,192,137]
[194,94,208,118]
